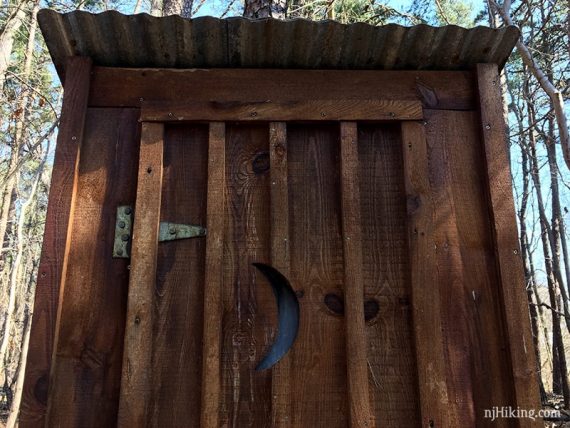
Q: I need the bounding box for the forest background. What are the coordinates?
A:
[0,0,568,425]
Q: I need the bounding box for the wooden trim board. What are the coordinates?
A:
[141,100,422,122]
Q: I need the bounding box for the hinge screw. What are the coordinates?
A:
[125,207,132,215]
[118,221,126,229]
[485,124,491,130]
[169,226,176,234]
[121,234,130,242]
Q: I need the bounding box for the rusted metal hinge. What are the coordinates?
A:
[113,205,207,258]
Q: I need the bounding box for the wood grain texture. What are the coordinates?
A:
[288,124,347,427]
[90,68,476,111]
[21,56,92,428]
[41,108,140,427]
[476,63,542,426]
[141,100,422,122]
[340,122,376,427]
[201,122,226,428]
[340,122,375,428]
[425,109,519,426]
[219,124,273,427]
[269,122,292,427]
[150,125,208,426]
[401,121,454,428]
[423,111,476,427]
[117,122,164,428]
[357,125,420,426]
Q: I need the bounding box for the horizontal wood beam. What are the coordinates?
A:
[89,68,476,111]
[141,100,422,122]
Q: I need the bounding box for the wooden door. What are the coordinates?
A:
[116,100,430,428]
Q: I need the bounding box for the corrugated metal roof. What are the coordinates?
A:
[38,9,520,80]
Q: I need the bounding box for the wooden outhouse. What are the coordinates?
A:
[22,9,541,427]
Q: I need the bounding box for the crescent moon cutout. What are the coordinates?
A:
[252,263,300,371]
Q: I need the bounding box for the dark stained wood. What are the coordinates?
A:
[219,124,273,427]
[401,121,454,427]
[268,122,292,427]
[42,108,140,427]
[21,56,92,428]
[117,122,164,428]
[476,63,542,426]
[424,109,521,426]
[287,124,347,427]
[339,123,375,428]
[357,124,420,426]
[150,124,208,426]
[90,68,476,111]
[141,100,422,122]
[201,122,226,428]
[423,111,476,427]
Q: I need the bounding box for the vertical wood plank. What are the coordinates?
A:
[340,122,375,428]
[201,122,226,428]
[44,109,140,427]
[269,122,292,427]
[476,63,541,425]
[219,124,272,426]
[149,125,208,425]
[359,124,421,426]
[117,122,164,427]
[401,121,453,428]
[21,56,92,428]
[288,124,346,426]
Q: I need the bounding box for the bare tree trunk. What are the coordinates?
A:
[0,1,28,94]
[528,112,570,406]
[243,0,287,18]
[0,0,39,378]
[163,0,193,17]
[491,0,570,170]
[5,308,30,428]
[0,1,38,251]
[518,135,547,401]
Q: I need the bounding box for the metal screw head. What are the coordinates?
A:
[121,234,130,242]
[71,136,77,140]
[116,248,123,256]
[169,225,176,234]
[124,207,132,215]
[118,221,126,229]
[250,111,258,117]
[513,249,519,255]
[139,97,144,102]
[389,112,396,118]
[485,124,491,130]
[168,112,174,118]
[320,112,326,117]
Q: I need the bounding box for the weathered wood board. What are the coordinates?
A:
[23,68,540,428]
